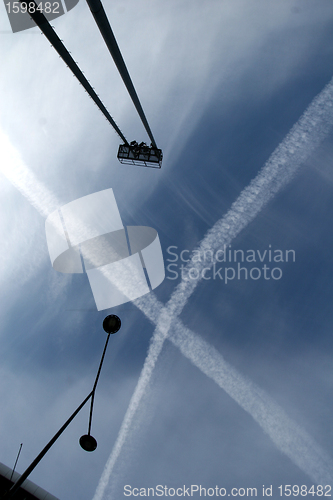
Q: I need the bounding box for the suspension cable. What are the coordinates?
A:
[19,0,129,145]
[86,0,158,148]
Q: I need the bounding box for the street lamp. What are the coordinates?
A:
[79,315,121,452]
[2,315,121,499]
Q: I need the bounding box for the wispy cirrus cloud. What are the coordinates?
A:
[93,76,333,499]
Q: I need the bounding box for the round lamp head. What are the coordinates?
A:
[79,434,97,452]
[103,315,121,334]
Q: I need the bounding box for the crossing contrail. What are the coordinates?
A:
[0,130,60,217]
[2,74,333,498]
[93,76,333,499]
[170,324,333,486]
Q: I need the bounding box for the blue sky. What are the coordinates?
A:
[1,1,333,499]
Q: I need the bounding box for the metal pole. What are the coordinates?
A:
[2,391,93,499]
[18,0,129,145]
[86,0,158,148]
[3,329,114,498]
[88,332,111,435]
[9,444,23,482]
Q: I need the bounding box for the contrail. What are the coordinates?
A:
[0,129,156,301]
[93,77,333,500]
[170,324,333,486]
[0,130,61,216]
[2,74,333,496]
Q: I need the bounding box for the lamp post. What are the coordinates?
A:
[79,314,121,452]
[2,315,121,499]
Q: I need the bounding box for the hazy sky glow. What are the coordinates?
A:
[1,1,333,500]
